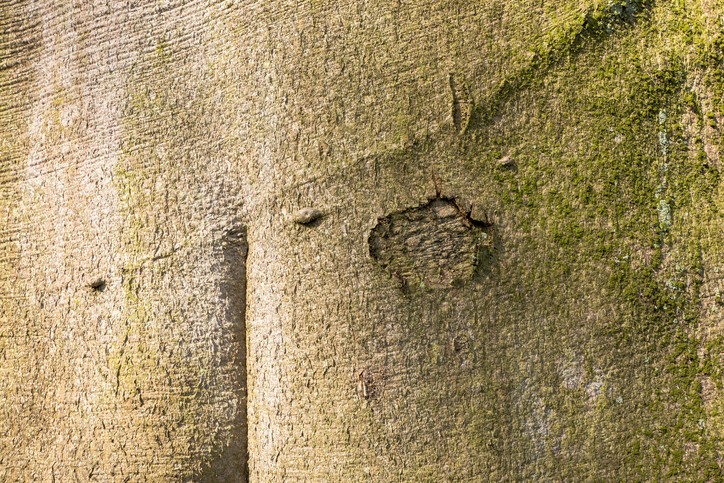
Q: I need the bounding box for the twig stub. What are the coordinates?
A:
[293,207,323,225]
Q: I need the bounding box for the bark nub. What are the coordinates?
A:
[293,207,324,225]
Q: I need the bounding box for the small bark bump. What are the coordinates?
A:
[496,155,517,171]
[293,207,324,225]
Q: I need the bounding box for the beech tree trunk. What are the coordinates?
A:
[1,1,722,481]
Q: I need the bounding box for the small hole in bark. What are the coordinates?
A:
[88,278,106,292]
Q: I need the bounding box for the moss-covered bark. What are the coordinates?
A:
[1,0,722,481]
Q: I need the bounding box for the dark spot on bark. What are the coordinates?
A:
[356,370,372,400]
[452,335,468,352]
[88,278,106,292]
[369,198,493,289]
[356,368,384,401]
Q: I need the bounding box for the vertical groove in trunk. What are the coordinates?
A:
[210,226,249,483]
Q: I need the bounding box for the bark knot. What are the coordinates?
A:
[369,198,493,289]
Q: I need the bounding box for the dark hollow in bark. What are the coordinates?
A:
[200,226,249,482]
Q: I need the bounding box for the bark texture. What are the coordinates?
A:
[1,0,723,481]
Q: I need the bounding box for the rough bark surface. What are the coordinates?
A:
[1,0,722,481]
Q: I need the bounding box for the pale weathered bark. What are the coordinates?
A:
[1,0,722,481]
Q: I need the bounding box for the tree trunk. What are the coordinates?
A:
[1,1,722,481]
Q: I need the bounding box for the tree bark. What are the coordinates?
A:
[1,0,722,481]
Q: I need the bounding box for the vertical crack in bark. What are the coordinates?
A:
[449,73,472,134]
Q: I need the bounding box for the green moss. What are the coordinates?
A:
[449,1,722,476]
